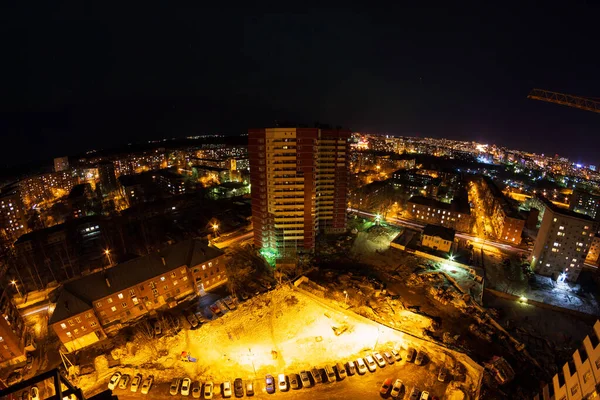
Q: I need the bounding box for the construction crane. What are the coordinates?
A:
[527,88,600,114]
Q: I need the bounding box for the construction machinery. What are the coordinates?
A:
[527,88,600,114]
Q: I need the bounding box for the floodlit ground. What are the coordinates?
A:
[79,286,482,399]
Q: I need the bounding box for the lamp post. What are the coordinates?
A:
[343,290,348,306]
[11,280,22,298]
[104,249,113,267]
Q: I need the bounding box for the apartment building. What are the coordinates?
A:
[586,235,600,266]
[0,186,27,241]
[421,224,455,254]
[479,177,525,244]
[19,170,76,206]
[408,195,471,232]
[48,239,226,351]
[54,156,69,172]
[152,169,186,196]
[0,287,28,364]
[97,161,118,194]
[534,320,600,400]
[531,197,597,282]
[570,188,600,221]
[249,127,350,256]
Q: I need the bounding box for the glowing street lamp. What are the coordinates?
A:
[11,280,22,298]
[104,249,113,267]
[343,290,348,305]
[448,254,455,262]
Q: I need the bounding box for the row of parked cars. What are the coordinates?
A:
[107,372,154,394]
[208,296,237,318]
[168,377,251,398]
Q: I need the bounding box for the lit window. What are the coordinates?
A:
[553,218,557,222]
[111,306,117,312]
[554,242,559,247]
[202,264,206,270]
[559,226,565,230]
[66,332,72,338]
[60,323,67,329]
[160,276,166,281]
[118,293,123,299]
[96,302,102,308]
[107,298,113,304]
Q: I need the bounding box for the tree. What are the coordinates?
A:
[224,246,262,297]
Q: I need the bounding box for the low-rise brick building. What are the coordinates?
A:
[49,239,227,351]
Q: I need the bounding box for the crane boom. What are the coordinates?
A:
[527,88,600,114]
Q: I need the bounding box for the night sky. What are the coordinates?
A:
[1,3,599,168]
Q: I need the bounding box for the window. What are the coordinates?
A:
[163,285,168,291]
[171,272,176,278]
[75,317,81,323]
[559,226,565,230]
[118,293,124,299]
[595,357,600,369]
[86,313,92,319]
[74,329,79,335]
[90,321,97,327]
[99,311,106,317]
[129,289,135,296]
[107,298,113,304]
[202,264,206,270]
[571,385,578,395]
[81,326,87,331]
[181,267,186,274]
[553,218,557,222]
[96,302,102,308]
[150,282,156,289]
[111,306,117,312]
[173,280,178,285]
[160,276,166,282]
[68,320,74,326]
[121,302,127,308]
[60,323,67,329]
[583,370,592,383]
[152,289,159,297]
[553,242,560,247]
[66,332,72,338]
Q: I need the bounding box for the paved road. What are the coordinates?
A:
[213,232,254,249]
[107,357,447,400]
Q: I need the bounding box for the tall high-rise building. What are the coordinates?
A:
[570,188,600,221]
[54,156,69,172]
[97,161,117,194]
[532,197,597,282]
[0,186,27,241]
[249,127,350,256]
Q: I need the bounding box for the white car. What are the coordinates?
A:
[181,378,191,396]
[107,372,122,390]
[355,358,368,374]
[30,387,39,400]
[203,381,213,399]
[364,355,377,372]
[390,379,403,398]
[373,352,386,368]
[170,379,181,396]
[222,381,232,398]
[130,374,142,393]
[141,375,153,394]
[278,374,288,391]
[420,391,430,399]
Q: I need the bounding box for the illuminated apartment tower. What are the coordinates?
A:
[249,127,350,256]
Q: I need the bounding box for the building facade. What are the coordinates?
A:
[49,239,226,351]
[0,288,28,364]
[531,198,597,282]
[408,196,471,232]
[249,127,350,256]
[153,169,186,196]
[479,177,525,244]
[0,187,27,241]
[97,161,118,194]
[54,156,69,172]
[570,188,600,221]
[421,224,455,254]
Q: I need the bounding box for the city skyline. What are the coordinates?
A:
[2,4,599,168]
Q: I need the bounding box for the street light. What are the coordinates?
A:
[104,249,113,267]
[11,280,22,298]
[343,290,348,306]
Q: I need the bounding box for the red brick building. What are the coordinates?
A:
[0,288,28,364]
[49,239,226,351]
[249,127,350,256]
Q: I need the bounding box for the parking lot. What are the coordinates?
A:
[79,286,481,400]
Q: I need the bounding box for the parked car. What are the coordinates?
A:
[181,378,191,396]
[406,347,416,362]
[391,349,402,361]
[216,300,228,313]
[420,391,430,399]
[438,367,447,382]
[364,355,377,372]
[380,378,393,395]
[355,358,368,374]
[222,381,232,398]
[335,363,346,380]
[383,351,395,364]
[373,352,386,368]
[390,379,403,398]
[30,386,39,400]
[415,350,426,365]
[245,380,254,396]
[324,365,336,382]
[107,372,122,390]
[141,375,154,394]
[186,313,199,328]
[310,367,323,383]
[345,361,356,376]
[118,374,130,390]
[234,378,244,397]
[191,381,201,398]
[278,374,288,391]
[170,379,181,396]
[130,374,142,393]
[299,370,313,387]
[203,382,213,399]
[223,296,236,310]
[289,373,300,389]
[409,387,420,400]
[154,322,162,337]
[209,304,222,315]
[265,375,276,394]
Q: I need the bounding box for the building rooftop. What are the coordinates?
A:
[408,196,452,210]
[152,168,184,179]
[540,196,596,221]
[423,224,456,242]
[48,290,92,325]
[49,239,224,324]
[68,183,91,199]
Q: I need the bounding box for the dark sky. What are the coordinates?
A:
[1,3,599,168]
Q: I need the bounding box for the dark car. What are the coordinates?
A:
[265,375,275,394]
[406,347,416,362]
[233,379,244,398]
[299,371,313,388]
[345,361,356,376]
[289,374,300,390]
[310,367,323,384]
